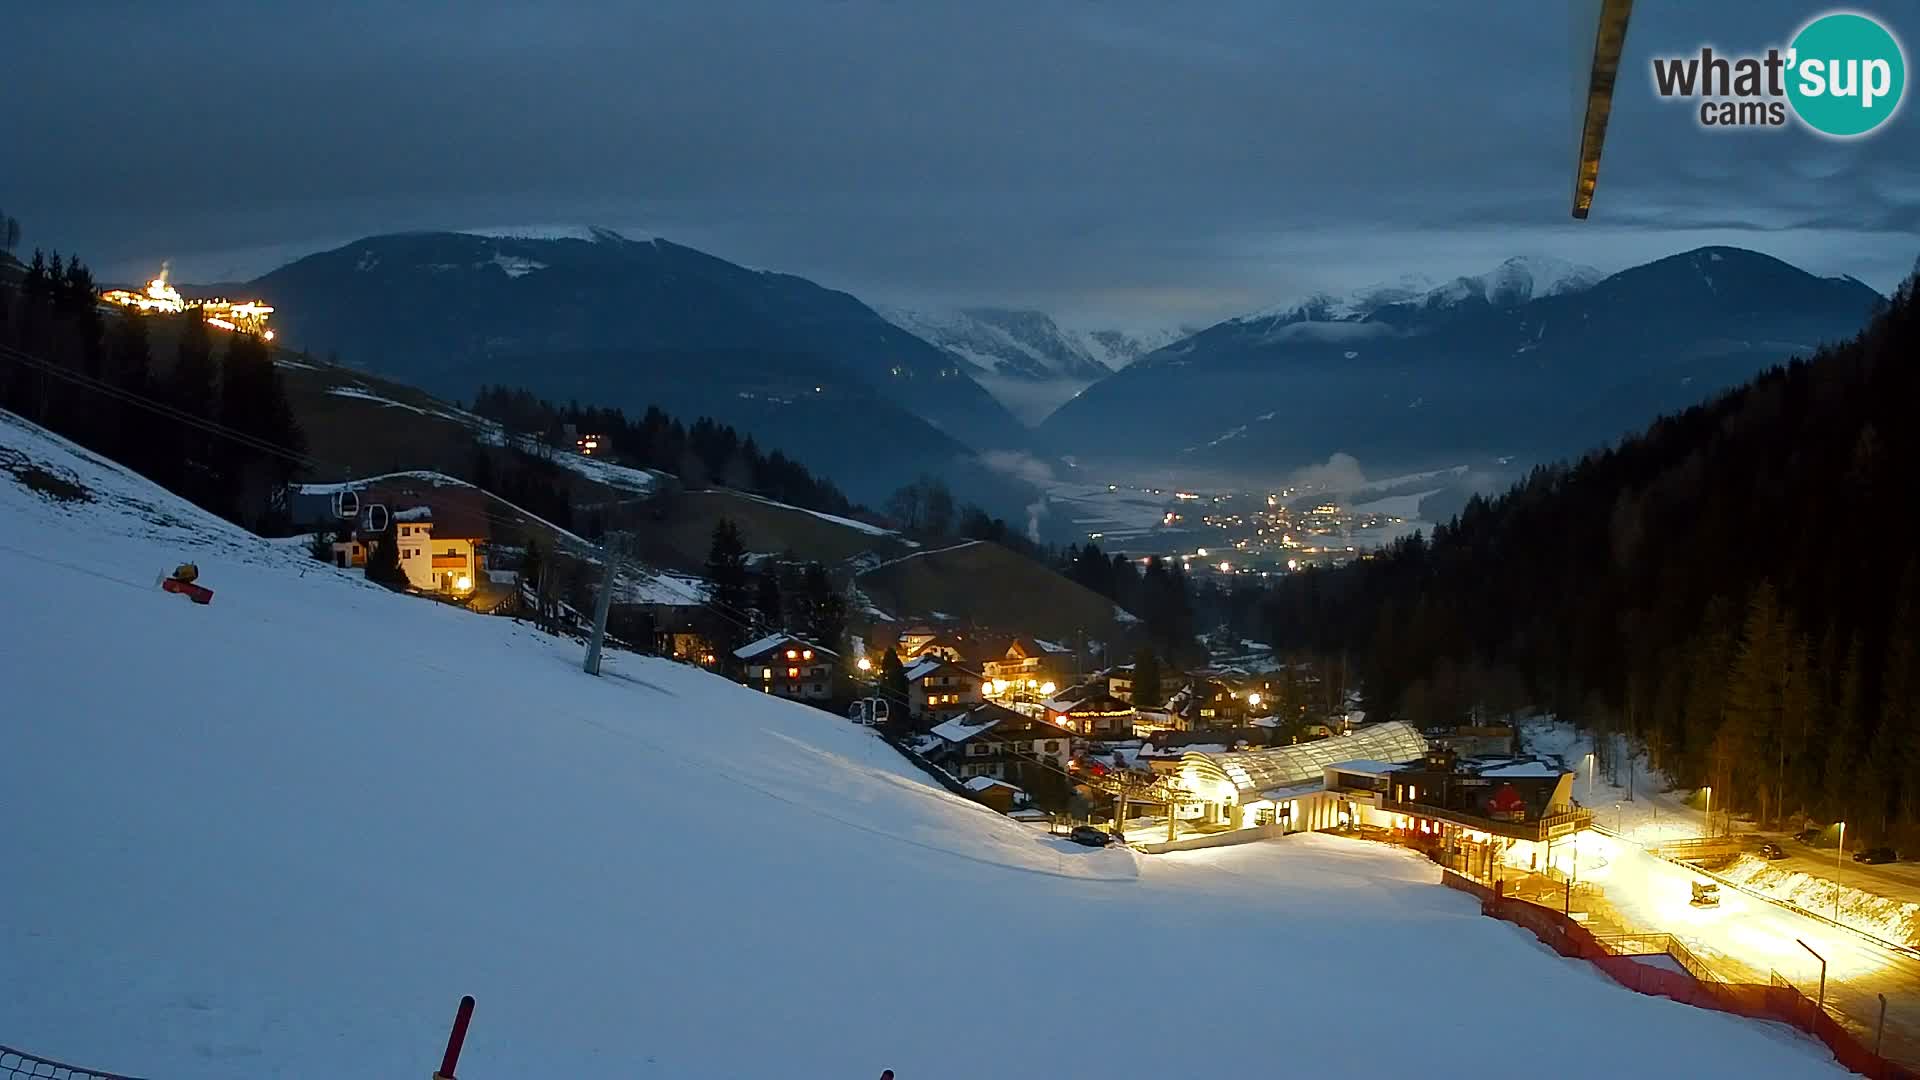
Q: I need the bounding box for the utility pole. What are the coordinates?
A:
[584,536,619,676]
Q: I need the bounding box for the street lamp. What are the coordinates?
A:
[1247,692,1262,708]
[1701,785,1713,839]
[856,656,872,673]
[1586,752,1595,801]
[1798,938,1828,1012]
[1836,821,1847,924]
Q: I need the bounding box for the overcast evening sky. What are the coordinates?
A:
[7,1,1917,329]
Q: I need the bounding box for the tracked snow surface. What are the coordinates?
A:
[0,410,1843,1077]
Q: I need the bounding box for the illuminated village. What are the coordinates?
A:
[99,265,277,340]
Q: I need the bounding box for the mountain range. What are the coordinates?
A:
[241,229,1034,511]
[232,232,1891,509]
[1039,248,1886,475]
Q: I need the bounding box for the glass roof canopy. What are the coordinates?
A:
[1180,722,1428,799]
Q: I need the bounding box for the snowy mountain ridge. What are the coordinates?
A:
[877,306,1190,425]
[1237,255,1606,326]
[879,305,1129,380]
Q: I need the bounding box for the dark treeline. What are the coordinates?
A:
[1262,273,1920,841]
[1063,542,1204,665]
[471,384,857,517]
[702,516,849,670]
[0,246,305,531]
[884,473,1046,560]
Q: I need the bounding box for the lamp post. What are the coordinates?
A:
[1798,938,1828,1012]
[1836,821,1847,924]
[1586,752,1595,801]
[1702,785,1713,839]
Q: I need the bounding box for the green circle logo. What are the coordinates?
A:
[1787,12,1906,137]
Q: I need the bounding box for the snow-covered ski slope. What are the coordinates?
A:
[0,411,1844,1078]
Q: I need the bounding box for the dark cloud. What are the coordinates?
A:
[5,1,1915,324]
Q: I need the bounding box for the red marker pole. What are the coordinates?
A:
[434,995,475,1080]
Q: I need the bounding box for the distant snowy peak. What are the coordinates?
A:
[1238,256,1605,327]
[461,224,641,245]
[1063,324,1192,370]
[879,306,1125,381]
[1470,255,1607,306]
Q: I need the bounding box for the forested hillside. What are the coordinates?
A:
[1263,271,1920,840]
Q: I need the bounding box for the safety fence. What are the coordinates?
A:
[1441,871,1919,1080]
[1,995,476,1080]
[1,1045,145,1080]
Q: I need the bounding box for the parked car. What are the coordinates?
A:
[1758,842,1787,860]
[1795,827,1824,846]
[1854,846,1898,865]
[1068,825,1116,848]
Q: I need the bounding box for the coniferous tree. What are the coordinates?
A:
[802,562,847,654]
[215,331,306,530]
[102,310,157,473]
[365,528,407,588]
[754,571,783,632]
[879,647,908,708]
[1132,648,1163,710]
[1825,635,1866,823]
[705,518,751,666]
[162,308,219,505]
[1885,568,1920,827]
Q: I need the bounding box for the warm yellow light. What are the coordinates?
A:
[454,575,472,592]
[1040,682,1056,696]
[1247,692,1262,707]
[787,667,799,678]
[802,649,814,661]
[263,329,276,341]
[786,649,798,660]
[857,656,872,672]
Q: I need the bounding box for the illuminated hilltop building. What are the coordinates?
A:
[100,266,277,341]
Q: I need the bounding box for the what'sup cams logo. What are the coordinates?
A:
[1651,10,1906,136]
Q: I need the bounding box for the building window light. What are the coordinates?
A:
[788,667,799,678]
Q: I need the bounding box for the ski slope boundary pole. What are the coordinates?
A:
[434,995,475,1080]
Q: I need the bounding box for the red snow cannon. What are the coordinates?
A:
[160,563,214,605]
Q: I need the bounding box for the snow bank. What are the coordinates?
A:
[1719,855,1920,947]
[0,410,1847,1079]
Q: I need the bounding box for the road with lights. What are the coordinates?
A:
[1563,829,1920,1060]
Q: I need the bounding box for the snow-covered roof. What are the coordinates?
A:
[964,776,1022,793]
[393,506,432,522]
[1478,761,1566,780]
[906,657,972,682]
[733,633,836,661]
[931,711,1002,745]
